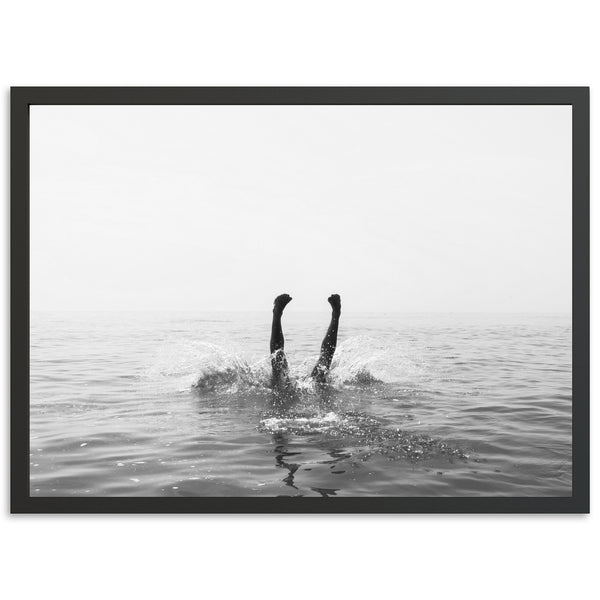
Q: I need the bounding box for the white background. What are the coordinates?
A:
[1,1,597,599]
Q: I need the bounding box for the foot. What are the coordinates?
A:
[328,293,341,315]
[273,293,293,314]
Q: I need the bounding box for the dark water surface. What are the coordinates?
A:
[30,311,572,497]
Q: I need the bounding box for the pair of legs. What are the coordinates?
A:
[270,293,341,388]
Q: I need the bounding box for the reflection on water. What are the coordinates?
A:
[30,311,572,497]
[272,433,301,491]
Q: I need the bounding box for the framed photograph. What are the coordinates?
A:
[11,87,589,513]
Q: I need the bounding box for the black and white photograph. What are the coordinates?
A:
[4,3,598,599]
[18,92,585,506]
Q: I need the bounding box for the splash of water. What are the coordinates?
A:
[329,336,425,386]
[143,335,424,395]
[143,341,270,393]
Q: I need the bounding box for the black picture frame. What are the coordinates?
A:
[11,87,590,514]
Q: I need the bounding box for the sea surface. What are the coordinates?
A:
[30,311,572,497]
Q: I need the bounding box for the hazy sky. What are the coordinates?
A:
[30,105,571,312]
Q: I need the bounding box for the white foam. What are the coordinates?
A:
[259,411,342,433]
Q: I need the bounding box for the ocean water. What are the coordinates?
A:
[29,311,572,497]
